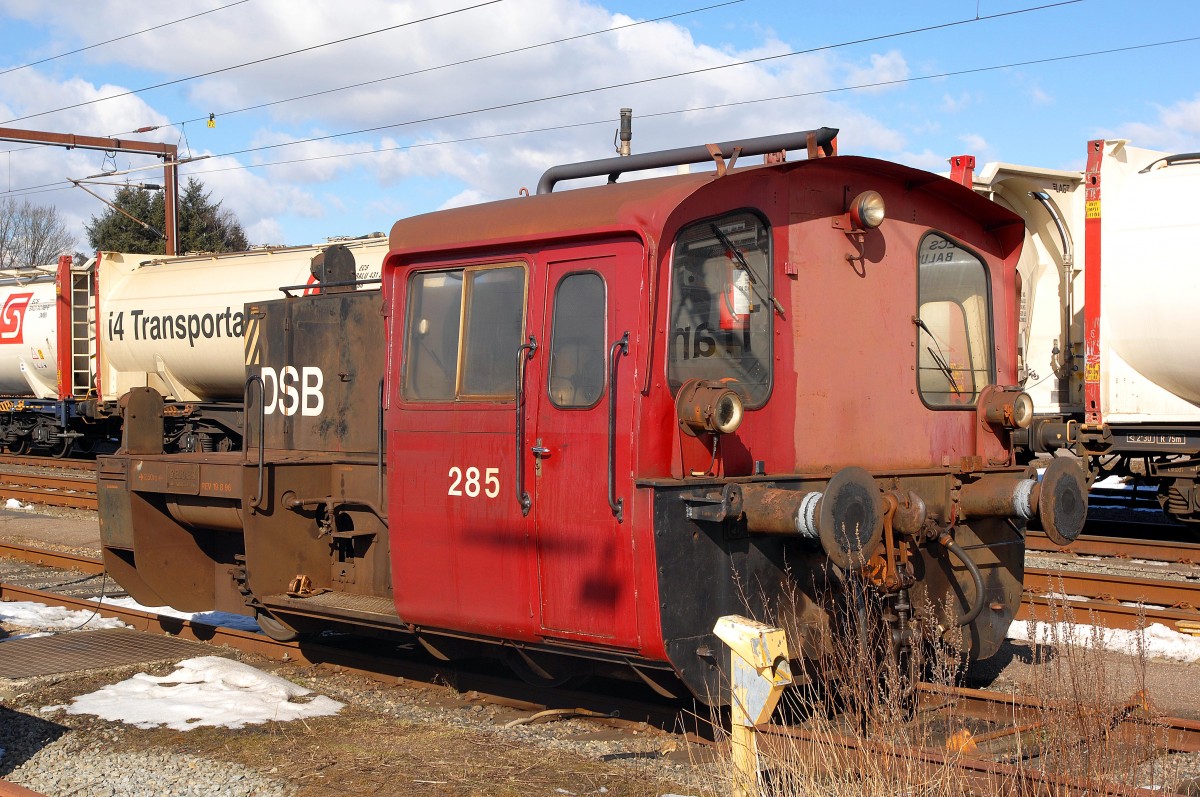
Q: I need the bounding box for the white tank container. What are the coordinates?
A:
[98,237,387,402]
[0,276,61,399]
[1100,143,1200,415]
[975,141,1200,424]
[970,161,1085,419]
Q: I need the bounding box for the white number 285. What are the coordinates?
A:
[448,466,500,498]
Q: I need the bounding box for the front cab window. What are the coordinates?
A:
[916,233,992,407]
[668,211,772,407]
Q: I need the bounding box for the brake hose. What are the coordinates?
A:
[939,533,986,627]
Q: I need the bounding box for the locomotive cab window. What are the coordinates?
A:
[403,263,527,401]
[668,211,772,407]
[916,233,992,407]
[548,272,606,408]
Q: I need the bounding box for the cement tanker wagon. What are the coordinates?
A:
[0,237,386,458]
[960,141,1200,524]
[96,235,388,453]
[0,256,104,457]
[0,273,63,400]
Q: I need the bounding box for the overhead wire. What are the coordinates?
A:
[0,0,507,126]
[142,0,745,131]
[2,0,1075,129]
[0,0,252,78]
[203,0,1090,160]
[0,0,735,160]
[0,4,1189,199]
[175,34,1200,179]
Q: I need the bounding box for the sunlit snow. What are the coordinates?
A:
[94,595,262,632]
[1007,620,1200,663]
[49,656,343,730]
[0,601,127,630]
[0,595,260,634]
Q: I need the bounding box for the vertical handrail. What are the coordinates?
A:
[514,335,538,515]
[377,378,386,513]
[608,331,630,522]
[245,374,266,511]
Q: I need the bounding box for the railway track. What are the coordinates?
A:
[0,461,97,510]
[0,542,689,731]
[4,542,1200,795]
[1027,529,1200,564]
[0,455,96,473]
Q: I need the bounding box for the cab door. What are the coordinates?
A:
[388,262,537,640]
[528,241,642,645]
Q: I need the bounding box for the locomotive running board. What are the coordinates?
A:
[263,591,403,630]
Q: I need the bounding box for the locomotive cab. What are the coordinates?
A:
[98,129,1088,705]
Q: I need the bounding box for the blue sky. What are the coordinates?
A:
[0,0,1197,250]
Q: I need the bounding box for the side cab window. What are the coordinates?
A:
[548,272,606,408]
[403,263,527,401]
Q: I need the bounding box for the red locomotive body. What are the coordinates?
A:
[98,129,1087,702]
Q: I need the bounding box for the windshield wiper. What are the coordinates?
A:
[913,316,961,395]
[710,224,784,318]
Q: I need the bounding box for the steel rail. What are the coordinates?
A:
[919,682,1200,753]
[0,579,687,730]
[0,455,96,473]
[0,473,97,510]
[1027,530,1200,564]
[0,542,105,573]
[752,683,1200,796]
[753,720,1183,797]
[1026,567,1200,610]
[9,550,1200,791]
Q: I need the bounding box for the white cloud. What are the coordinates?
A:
[0,0,922,240]
[959,133,989,156]
[941,92,972,113]
[842,50,909,93]
[895,149,953,173]
[1029,84,1053,106]
[438,188,487,210]
[1114,93,1200,151]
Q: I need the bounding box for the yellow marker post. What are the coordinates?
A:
[713,615,793,797]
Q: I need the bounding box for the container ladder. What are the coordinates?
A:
[69,266,95,398]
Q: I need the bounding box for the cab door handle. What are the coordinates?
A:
[531,445,551,457]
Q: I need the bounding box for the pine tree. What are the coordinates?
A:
[85,178,248,255]
[83,185,163,254]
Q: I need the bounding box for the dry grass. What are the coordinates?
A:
[704,580,1181,797]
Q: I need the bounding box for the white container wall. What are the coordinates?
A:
[0,278,60,399]
[97,237,387,403]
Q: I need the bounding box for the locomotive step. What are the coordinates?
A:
[263,591,401,627]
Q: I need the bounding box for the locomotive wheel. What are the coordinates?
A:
[49,437,73,459]
[6,438,29,455]
[255,609,300,642]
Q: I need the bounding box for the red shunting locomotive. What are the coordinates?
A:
[98,128,1087,702]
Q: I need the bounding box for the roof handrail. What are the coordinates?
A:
[536,127,838,194]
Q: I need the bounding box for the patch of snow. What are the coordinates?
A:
[0,601,127,631]
[1092,475,1130,489]
[1008,620,1200,663]
[57,656,343,730]
[91,596,261,633]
